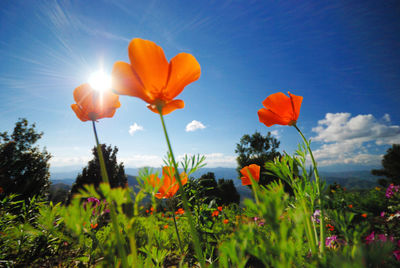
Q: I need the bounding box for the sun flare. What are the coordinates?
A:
[88,70,112,92]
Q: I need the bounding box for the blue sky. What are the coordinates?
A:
[1,0,399,173]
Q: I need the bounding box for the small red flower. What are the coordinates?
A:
[326,224,334,231]
[223,219,229,224]
[175,208,185,215]
[361,213,367,218]
[212,210,219,217]
[348,204,353,208]
[218,206,223,211]
[90,223,98,229]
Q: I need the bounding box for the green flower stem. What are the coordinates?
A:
[158,108,205,268]
[302,200,318,255]
[92,121,129,268]
[169,200,184,255]
[246,170,260,206]
[293,124,325,254]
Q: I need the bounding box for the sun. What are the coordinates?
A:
[88,70,112,92]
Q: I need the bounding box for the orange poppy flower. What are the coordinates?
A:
[240,164,261,186]
[148,166,188,199]
[348,204,353,208]
[258,92,302,127]
[71,83,120,121]
[90,223,98,229]
[217,206,223,211]
[112,38,201,115]
[163,224,169,229]
[212,210,219,217]
[175,208,185,215]
[223,219,229,224]
[361,213,367,218]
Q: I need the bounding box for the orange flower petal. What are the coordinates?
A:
[288,92,303,120]
[240,164,260,185]
[179,172,188,186]
[128,39,169,98]
[147,99,185,115]
[258,92,303,127]
[73,84,95,114]
[111,61,150,102]
[241,176,251,186]
[258,108,290,127]
[262,93,293,121]
[164,53,201,100]
[71,83,120,122]
[112,38,200,115]
[71,104,90,122]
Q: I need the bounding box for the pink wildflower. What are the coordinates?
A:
[312,209,321,224]
[393,250,400,261]
[325,235,338,248]
[365,231,375,245]
[385,184,400,198]
[377,234,387,243]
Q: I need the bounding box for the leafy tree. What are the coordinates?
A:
[197,172,220,204]
[67,144,127,203]
[217,178,240,205]
[372,144,400,185]
[235,131,281,186]
[0,118,51,200]
[191,172,240,206]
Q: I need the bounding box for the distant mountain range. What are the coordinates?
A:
[51,167,379,187]
[50,167,381,202]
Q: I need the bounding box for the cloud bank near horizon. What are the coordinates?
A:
[312,113,400,166]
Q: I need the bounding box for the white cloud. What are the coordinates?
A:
[50,156,91,167]
[185,120,206,132]
[119,155,163,167]
[129,123,144,135]
[311,113,400,166]
[313,113,400,144]
[270,130,280,138]
[177,153,236,167]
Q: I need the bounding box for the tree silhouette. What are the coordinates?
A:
[235,131,281,186]
[0,118,51,200]
[217,179,240,205]
[193,172,240,206]
[372,144,400,185]
[197,172,220,204]
[66,144,127,203]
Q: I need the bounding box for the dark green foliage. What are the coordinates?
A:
[372,144,400,185]
[217,179,240,205]
[197,172,220,204]
[67,144,127,203]
[235,131,281,186]
[48,183,70,204]
[194,172,240,206]
[0,118,51,200]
